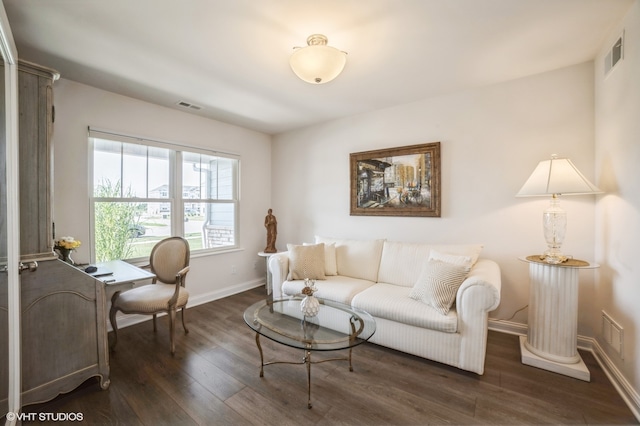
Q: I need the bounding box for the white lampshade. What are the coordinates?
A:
[516,155,602,197]
[290,34,347,84]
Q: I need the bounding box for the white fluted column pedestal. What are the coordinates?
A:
[519,256,598,382]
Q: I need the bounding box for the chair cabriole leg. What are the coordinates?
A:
[169,308,176,355]
[181,306,189,334]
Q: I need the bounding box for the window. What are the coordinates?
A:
[90,130,239,262]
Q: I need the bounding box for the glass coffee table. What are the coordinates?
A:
[243,297,376,408]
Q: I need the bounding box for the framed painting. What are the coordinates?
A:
[350,142,441,217]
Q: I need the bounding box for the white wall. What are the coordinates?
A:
[52,79,272,302]
[272,62,598,331]
[595,0,640,402]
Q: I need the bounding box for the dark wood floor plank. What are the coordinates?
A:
[163,379,249,425]
[19,286,638,425]
[225,386,319,426]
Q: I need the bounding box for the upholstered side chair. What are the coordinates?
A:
[109,236,191,354]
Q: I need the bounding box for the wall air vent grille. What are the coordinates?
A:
[604,31,624,76]
[176,101,203,111]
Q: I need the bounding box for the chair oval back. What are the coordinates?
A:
[150,236,190,284]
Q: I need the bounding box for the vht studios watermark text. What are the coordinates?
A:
[5,412,84,422]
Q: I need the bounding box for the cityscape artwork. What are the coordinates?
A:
[350,142,441,217]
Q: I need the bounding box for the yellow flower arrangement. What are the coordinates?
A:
[54,236,81,250]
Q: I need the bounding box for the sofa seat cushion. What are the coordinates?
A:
[281,276,376,305]
[351,283,458,333]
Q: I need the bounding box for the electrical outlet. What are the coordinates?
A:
[253,261,258,269]
[231,265,237,275]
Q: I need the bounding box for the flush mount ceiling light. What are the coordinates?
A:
[289,34,347,84]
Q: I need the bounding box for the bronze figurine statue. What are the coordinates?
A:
[264,208,277,253]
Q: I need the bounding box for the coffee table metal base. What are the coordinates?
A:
[255,333,354,409]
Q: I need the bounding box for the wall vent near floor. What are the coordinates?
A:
[602,310,624,359]
[604,31,624,76]
[176,100,203,111]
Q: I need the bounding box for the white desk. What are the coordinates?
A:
[89,259,155,283]
[86,260,155,298]
[519,255,598,381]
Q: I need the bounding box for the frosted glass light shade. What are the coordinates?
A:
[290,34,347,84]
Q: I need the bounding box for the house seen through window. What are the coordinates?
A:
[90,130,239,262]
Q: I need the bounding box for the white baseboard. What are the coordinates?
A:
[488,318,527,336]
[489,319,640,422]
[588,337,640,422]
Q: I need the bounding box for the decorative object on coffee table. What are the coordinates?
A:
[300,279,319,317]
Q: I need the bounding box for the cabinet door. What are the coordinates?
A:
[17,62,57,261]
[19,260,110,406]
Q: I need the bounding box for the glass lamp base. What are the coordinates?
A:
[541,250,568,264]
[542,197,568,264]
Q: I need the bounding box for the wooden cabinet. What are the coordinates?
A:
[19,261,110,406]
[0,61,109,414]
[17,60,58,262]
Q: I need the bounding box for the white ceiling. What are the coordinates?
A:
[3,0,633,135]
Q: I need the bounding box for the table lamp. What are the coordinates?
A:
[517,154,602,264]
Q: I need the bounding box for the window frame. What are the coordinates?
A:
[88,128,240,263]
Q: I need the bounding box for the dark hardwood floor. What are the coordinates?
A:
[18,287,639,425]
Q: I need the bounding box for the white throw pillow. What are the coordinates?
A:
[430,244,484,266]
[305,241,337,276]
[429,250,473,269]
[287,243,326,281]
[409,260,470,315]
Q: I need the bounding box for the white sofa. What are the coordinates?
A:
[269,237,501,375]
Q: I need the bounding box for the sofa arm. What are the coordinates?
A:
[268,252,290,299]
[456,258,501,313]
[455,258,501,374]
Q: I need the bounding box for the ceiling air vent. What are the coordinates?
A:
[604,31,624,76]
[176,100,203,111]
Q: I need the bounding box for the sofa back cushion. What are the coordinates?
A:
[315,236,384,282]
[377,241,483,287]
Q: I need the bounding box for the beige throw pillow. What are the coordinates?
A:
[409,260,470,315]
[305,241,337,276]
[287,243,326,281]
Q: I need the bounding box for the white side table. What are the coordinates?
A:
[258,251,279,295]
[519,255,598,381]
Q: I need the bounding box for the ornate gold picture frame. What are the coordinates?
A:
[350,142,441,217]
